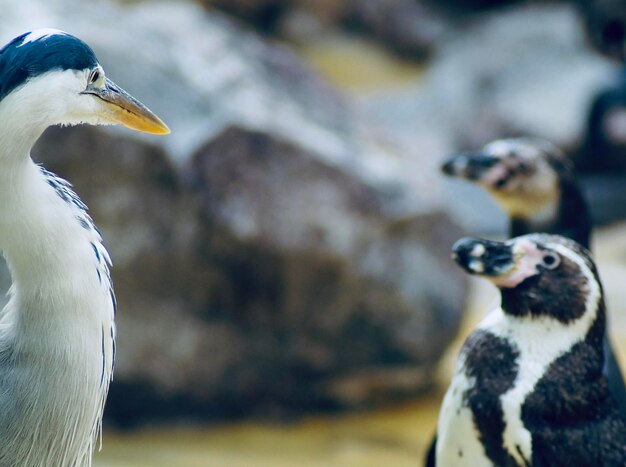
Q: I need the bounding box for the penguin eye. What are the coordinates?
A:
[517,161,533,175]
[540,252,560,270]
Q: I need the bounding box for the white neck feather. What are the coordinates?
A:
[0,91,115,467]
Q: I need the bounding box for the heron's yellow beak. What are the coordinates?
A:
[84,78,170,135]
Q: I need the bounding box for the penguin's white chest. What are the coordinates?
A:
[436,306,597,466]
[436,362,535,467]
[436,369,494,466]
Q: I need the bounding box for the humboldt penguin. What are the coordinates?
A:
[441,138,591,247]
[436,233,626,466]
[425,138,626,466]
[440,137,626,415]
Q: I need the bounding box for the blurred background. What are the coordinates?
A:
[1,0,626,465]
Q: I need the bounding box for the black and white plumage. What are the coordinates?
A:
[441,138,591,247]
[440,137,626,416]
[0,29,168,466]
[436,233,626,466]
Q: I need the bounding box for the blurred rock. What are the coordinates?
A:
[2,0,467,424]
[357,3,616,233]
[361,3,613,149]
[340,0,450,60]
[188,126,466,410]
[199,0,289,33]
[199,0,450,60]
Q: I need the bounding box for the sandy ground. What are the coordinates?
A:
[94,396,439,467]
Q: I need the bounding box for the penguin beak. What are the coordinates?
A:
[83,78,170,135]
[441,152,499,181]
[452,237,548,288]
[452,237,516,277]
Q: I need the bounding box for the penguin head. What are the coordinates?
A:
[452,233,602,323]
[441,138,568,221]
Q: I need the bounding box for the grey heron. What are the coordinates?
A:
[0,29,169,466]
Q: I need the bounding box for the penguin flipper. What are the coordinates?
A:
[604,336,626,421]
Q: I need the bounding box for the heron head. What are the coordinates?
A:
[0,29,169,135]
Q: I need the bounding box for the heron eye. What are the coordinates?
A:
[88,68,102,85]
[541,252,560,270]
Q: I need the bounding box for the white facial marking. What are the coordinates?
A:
[17,29,68,48]
[0,69,116,138]
[468,259,485,274]
[470,243,486,258]
[484,140,511,156]
[480,140,561,223]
